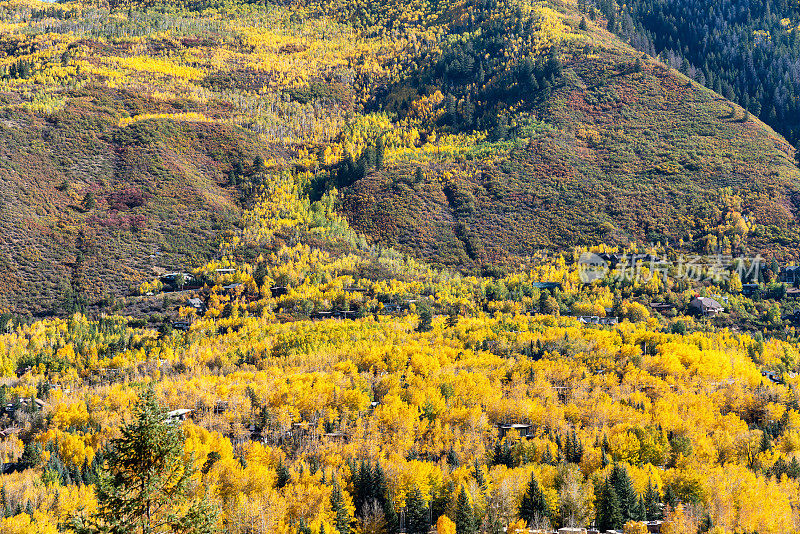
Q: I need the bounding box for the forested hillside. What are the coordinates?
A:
[0,153,799,533]
[597,0,800,148]
[0,0,798,315]
[1,2,800,531]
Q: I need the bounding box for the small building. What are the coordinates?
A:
[187,298,205,312]
[650,303,674,313]
[763,370,783,384]
[689,296,723,316]
[498,423,532,439]
[344,286,368,293]
[0,427,19,439]
[781,266,800,284]
[222,283,243,292]
[577,316,618,325]
[172,320,191,331]
[166,409,193,423]
[160,272,197,288]
[531,282,562,291]
[598,253,624,267]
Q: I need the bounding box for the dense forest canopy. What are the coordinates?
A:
[0,1,799,533]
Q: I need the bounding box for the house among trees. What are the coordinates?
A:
[187,297,206,313]
[649,303,674,313]
[597,253,624,267]
[689,296,723,316]
[165,409,193,423]
[577,316,619,325]
[741,284,760,297]
[780,266,800,284]
[172,320,191,331]
[498,423,532,438]
[270,286,288,298]
[160,272,198,291]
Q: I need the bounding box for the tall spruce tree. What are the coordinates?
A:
[384,490,400,534]
[518,473,550,526]
[331,482,351,534]
[406,486,429,534]
[595,481,623,532]
[69,387,218,534]
[454,486,475,534]
[608,464,638,522]
[643,479,663,520]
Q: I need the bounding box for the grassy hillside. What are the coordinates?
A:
[0,87,262,314]
[0,0,798,314]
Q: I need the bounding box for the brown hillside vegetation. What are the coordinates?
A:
[0,0,797,315]
[0,88,262,314]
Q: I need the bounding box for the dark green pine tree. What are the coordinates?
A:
[331,482,351,534]
[372,462,399,534]
[298,520,313,534]
[373,462,388,508]
[276,462,291,488]
[595,481,623,532]
[405,486,429,534]
[1,484,8,518]
[454,486,475,534]
[518,473,549,526]
[431,480,455,524]
[354,461,374,516]
[384,490,400,534]
[473,464,487,495]
[633,496,646,521]
[643,479,663,520]
[416,302,433,333]
[663,484,678,510]
[608,464,638,522]
[69,387,218,534]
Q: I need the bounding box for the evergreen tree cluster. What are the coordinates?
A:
[377,1,564,137]
[348,460,400,534]
[594,464,663,531]
[518,473,550,527]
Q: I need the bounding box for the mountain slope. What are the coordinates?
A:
[0,0,798,313]
[338,1,800,267]
[0,87,263,314]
